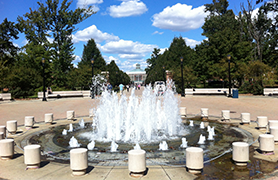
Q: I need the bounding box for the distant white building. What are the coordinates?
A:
[126,64,146,84]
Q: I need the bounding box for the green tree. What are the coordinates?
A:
[17,0,95,87]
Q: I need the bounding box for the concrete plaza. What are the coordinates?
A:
[0,88,278,179]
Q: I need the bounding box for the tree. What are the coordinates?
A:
[17,0,95,87]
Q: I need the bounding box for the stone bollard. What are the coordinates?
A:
[257,116,268,129]
[128,149,146,177]
[201,108,209,120]
[67,111,75,120]
[241,113,250,124]
[0,139,14,160]
[180,107,187,118]
[0,126,6,138]
[0,132,4,140]
[24,145,41,169]
[45,113,53,124]
[6,120,17,134]
[186,147,203,174]
[232,142,249,166]
[70,148,88,176]
[270,127,278,144]
[221,110,230,121]
[259,134,274,153]
[25,116,34,129]
[269,120,278,129]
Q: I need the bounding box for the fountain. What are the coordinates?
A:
[159,141,168,151]
[180,137,188,148]
[198,134,206,144]
[189,120,194,127]
[111,141,118,152]
[87,140,95,150]
[69,136,80,148]
[200,122,205,129]
[134,143,141,150]
[79,119,85,129]
[68,124,73,132]
[62,129,67,135]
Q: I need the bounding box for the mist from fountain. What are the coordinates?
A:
[82,81,185,144]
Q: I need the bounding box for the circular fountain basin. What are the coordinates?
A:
[27,120,253,166]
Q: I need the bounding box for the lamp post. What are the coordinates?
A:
[91,58,94,99]
[180,57,185,97]
[42,58,47,101]
[227,54,232,97]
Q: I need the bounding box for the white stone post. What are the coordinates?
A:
[70,148,88,176]
[221,110,230,121]
[128,149,146,177]
[186,147,203,174]
[45,113,53,124]
[6,120,17,134]
[232,142,249,166]
[25,116,34,129]
[67,111,75,120]
[257,116,268,129]
[180,107,187,118]
[259,134,274,153]
[24,145,41,169]
[269,120,278,129]
[0,126,6,138]
[201,108,209,120]
[0,139,14,160]
[241,113,250,124]
[270,127,278,144]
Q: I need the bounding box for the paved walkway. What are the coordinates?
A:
[0,89,278,179]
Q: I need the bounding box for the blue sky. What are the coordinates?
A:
[0,0,256,72]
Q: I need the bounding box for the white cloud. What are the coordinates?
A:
[72,55,81,67]
[72,25,120,43]
[77,0,103,7]
[152,3,208,32]
[108,0,148,18]
[183,37,201,48]
[152,31,164,35]
[100,39,157,55]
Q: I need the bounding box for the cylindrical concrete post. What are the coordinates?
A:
[232,142,249,166]
[0,132,4,140]
[222,110,230,121]
[24,145,41,169]
[201,108,209,119]
[6,120,17,134]
[257,116,268,129]
[0,139,14,159]
[186,147,203,174]
[45,113,53,124]
[259,134,274,153]
[25,116,34,129]
[269,120,278,129]
[241,113,250,124]
[67,111,75,120]
[270,127,278,143]
[180,107,187,117]
[128,149,146,177]
[0,126,6,138]
[70,148,88,176]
